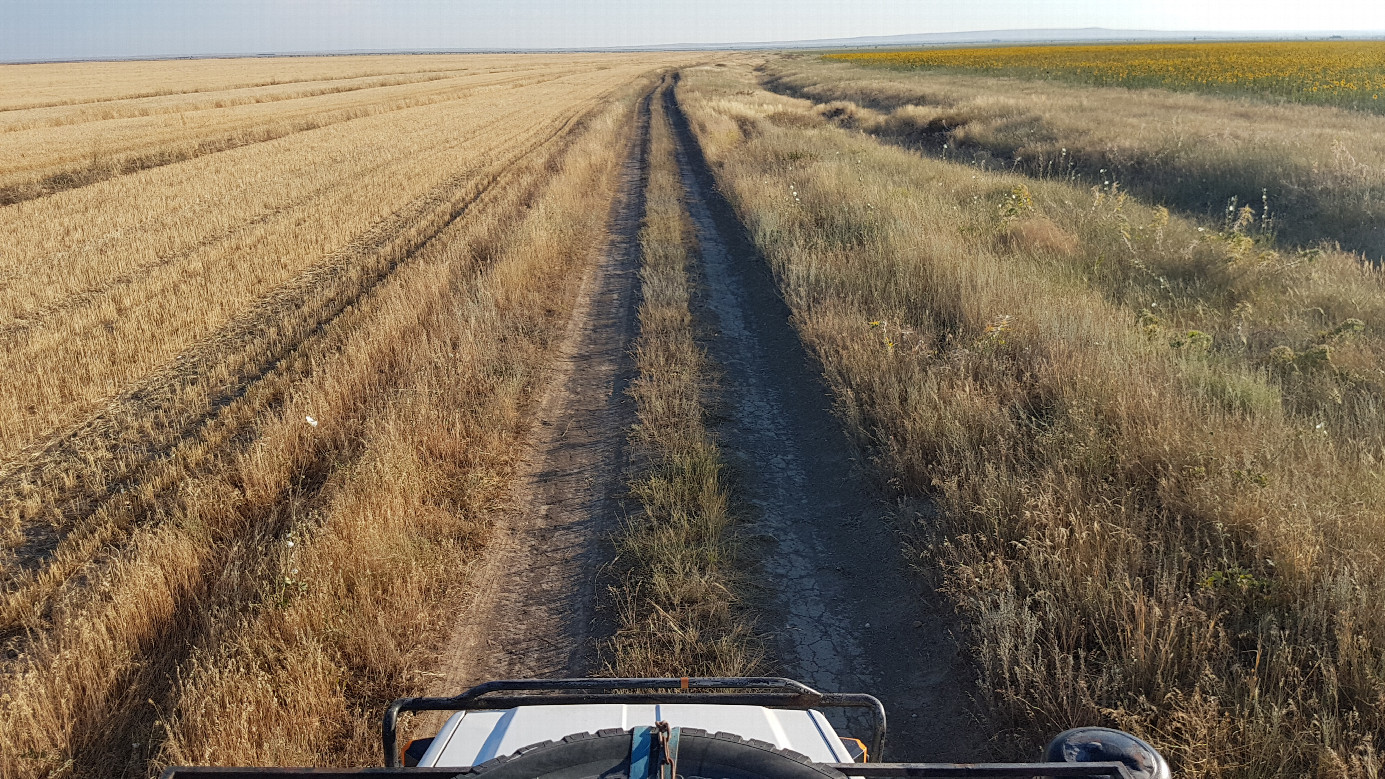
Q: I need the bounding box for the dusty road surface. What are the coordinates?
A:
[663,82,977,762]
[434,93,649,688]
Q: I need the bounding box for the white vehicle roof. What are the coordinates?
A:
[419,703,855,768]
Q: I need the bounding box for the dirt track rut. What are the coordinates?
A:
[434,91,648,686]
[664,82,976,761]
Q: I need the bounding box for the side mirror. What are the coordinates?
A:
[1045,727,1171,779]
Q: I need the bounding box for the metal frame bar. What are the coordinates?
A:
[820,763,1134,778]
[158,771,469,778]
[161,762,1134,779]
[382,677,887,768]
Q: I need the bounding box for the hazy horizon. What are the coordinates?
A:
[4,0,1385,63]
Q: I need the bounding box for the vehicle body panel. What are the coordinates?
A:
[419,703,855,767]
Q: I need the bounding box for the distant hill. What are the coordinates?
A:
[10,28,1385,64]
[618,27,1385,52]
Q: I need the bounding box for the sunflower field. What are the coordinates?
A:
[829,41,1385,112]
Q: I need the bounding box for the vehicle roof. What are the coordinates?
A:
[419,703,856,767]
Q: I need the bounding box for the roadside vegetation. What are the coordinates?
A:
[829,42,1385,113]
[610,79,761,677]
[677,61,1385,778]
[762,55,1385,259]
[0,56,682,777]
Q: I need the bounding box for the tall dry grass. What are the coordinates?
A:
[760,56,1385,260]
[609,79,761,677]
[677,63,1385,777]
[0,55,687,777]
[155,87,651,769]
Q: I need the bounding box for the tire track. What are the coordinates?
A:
[0,64,483,113]
[665,76,977,762]
[424,70,976,761]
[0,69,473,133]
[433,85,651,689]
[0,79,538,304]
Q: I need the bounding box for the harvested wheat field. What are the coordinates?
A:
[0,52,702,777]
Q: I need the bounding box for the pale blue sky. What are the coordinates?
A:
[4,0,1384,62]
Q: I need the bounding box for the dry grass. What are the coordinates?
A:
[0,54,690,777]
[761,56,1385,260]
[678,62,1385,778]
[609,79,761,677]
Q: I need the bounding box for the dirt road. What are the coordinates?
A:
[436,75,974,761]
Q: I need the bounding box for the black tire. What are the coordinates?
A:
[465,728,842,779]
